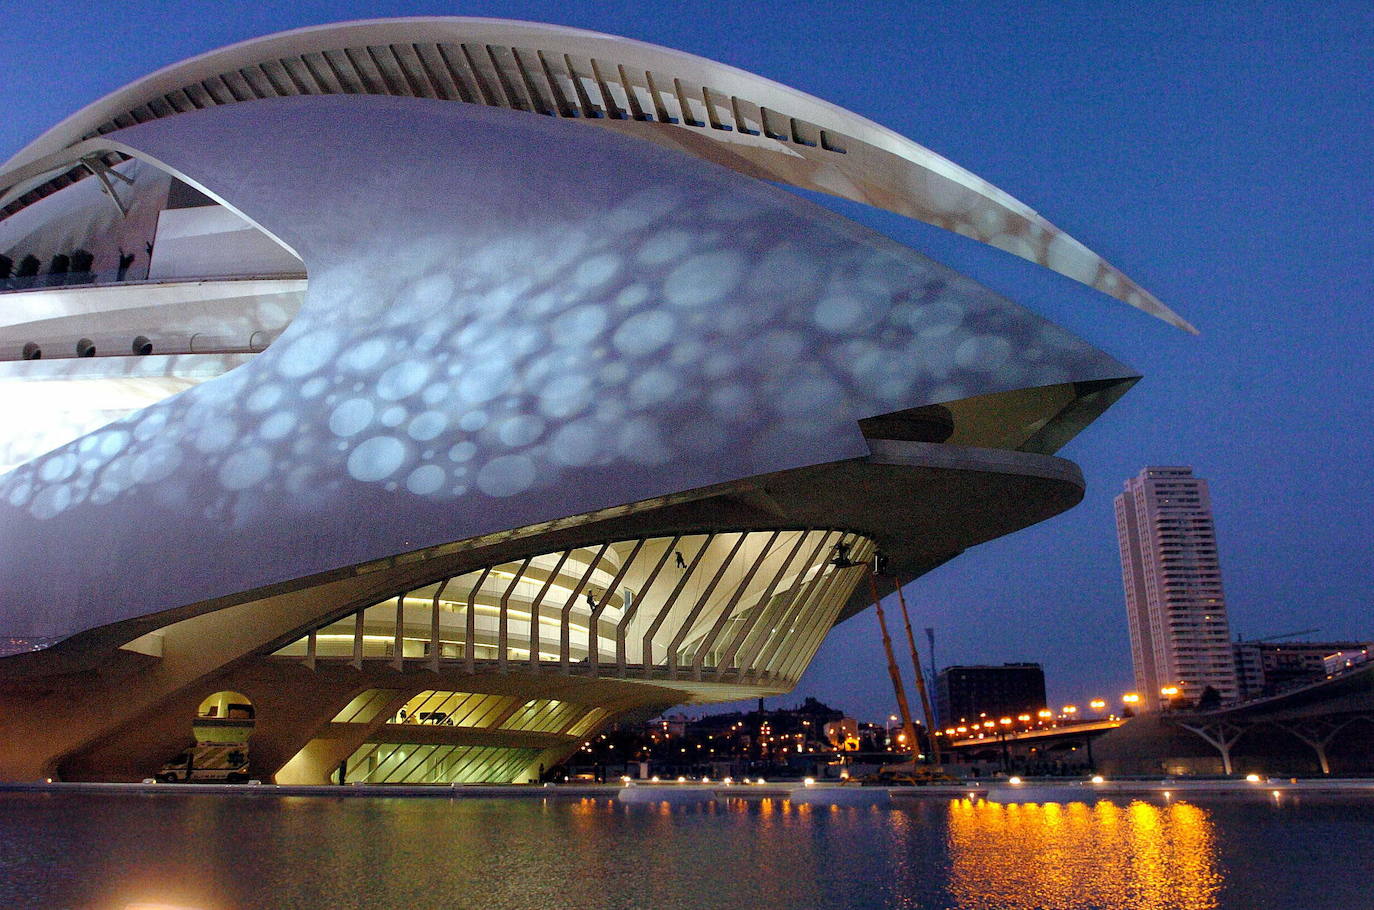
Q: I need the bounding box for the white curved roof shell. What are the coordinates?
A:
[0,17,1193,332]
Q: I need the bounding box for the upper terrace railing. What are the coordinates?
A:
[1,264,150,292]
[1,269,306,362]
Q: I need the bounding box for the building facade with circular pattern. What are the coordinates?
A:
[0,19,1183,783]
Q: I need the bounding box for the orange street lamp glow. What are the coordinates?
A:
[1037,709,1053,719]
[1161,686,1180,697]
[1062,705,1078,715]
[1122,693,1141,704]
[999,717,1013,726]
[1089,699,1106,710]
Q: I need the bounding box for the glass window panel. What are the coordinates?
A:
[332,689,397,723]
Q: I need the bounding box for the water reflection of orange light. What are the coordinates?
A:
[947,799,1221,909]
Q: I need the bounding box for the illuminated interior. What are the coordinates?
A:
[274,529,874,686]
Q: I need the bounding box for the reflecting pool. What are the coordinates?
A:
[0,792,1370,909]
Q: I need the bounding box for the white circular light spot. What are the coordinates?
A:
[498,415,545,447]
[245,385,284,413]
[405,464,445,495]
[552,305,608,346]
[275,330,340,378]
[300,377,329,398]
[96,431,131,459]
[259,412,296,440]
[604,187,678,234]
[814,295,866,333]
[572,254,620,291]
[133,410,168,441]
[348,436,408,482]
[448,441,477,463]
[615,285,650,310]
[219,446,272,490]
[550,422,602,467]
[421,382,451,406]
[955,335,1012,372]
[629,369,678,407]
[30,484,72,520]
[637,229,693,266]
[377,361,431,401]
[340,338,390,373]
[665,250,745,307]
[613,310,677,357]
[538,374,593,419]
[476,454,536,497]
[6,480,32,508]
[408,411,448,441]
[410,273,455,309]
[131,444,181,483]
[39,453,77,484]
[457,361,513,404]
[329,399,374,437]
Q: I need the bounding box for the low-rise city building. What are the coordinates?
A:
[935,663,1047,725]
[1234,639,1374,699]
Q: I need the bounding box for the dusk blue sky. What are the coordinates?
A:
[3,2,1370,719]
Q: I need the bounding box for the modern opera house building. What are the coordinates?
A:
[0,19,1189,784]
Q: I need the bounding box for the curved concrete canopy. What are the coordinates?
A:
[0,95,1133,645]
[0,17,1193,332]
[5,435,1086,676]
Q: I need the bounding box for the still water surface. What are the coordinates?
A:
[1,792,1370,909]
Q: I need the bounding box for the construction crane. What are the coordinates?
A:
[865,565,919,763]
[891,578,941,766]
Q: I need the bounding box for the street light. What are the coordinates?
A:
[1062,705,1078,716]
[1122,693,1141,705]
[1089,699,1106,712]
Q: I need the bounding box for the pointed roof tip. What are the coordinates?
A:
[1075,251,1196,335]
[1137,290,1198,335]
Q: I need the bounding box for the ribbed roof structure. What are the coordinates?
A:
[0,17,1192,332]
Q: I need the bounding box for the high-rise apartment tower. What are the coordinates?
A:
[1115,467,1237,710]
